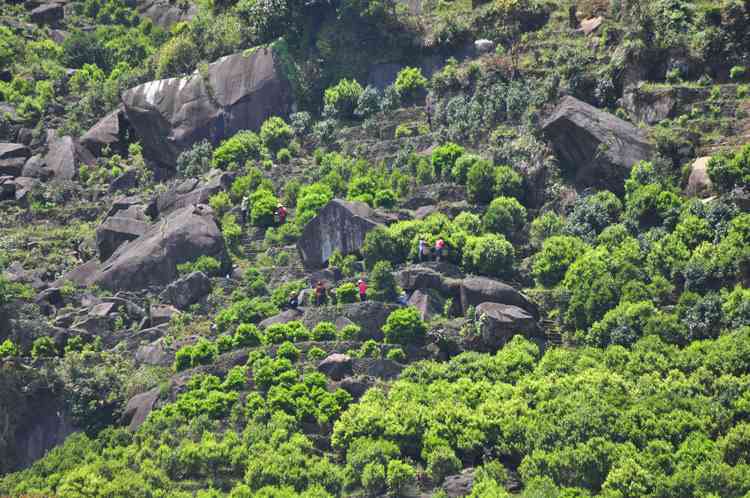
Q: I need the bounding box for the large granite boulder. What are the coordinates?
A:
[44,130,94,180]
[542,96,654,194]
[120,387,160,431]
[30,3,64,25]
[136,0,197,28]
[460,276,538,318]
[159,271,212,309]
[122,48,292,167]
[297,199,383,268]
[685,156,714,198]
[397,262,465,296]
[475,302,540,350]
[96,215,150,261]
[408,289,446,321]
[0,143,30,177]
[152,169,235,217]
[80,106,132,156]
[318,353,353,381]
[443,468,476,498]
[302,301,399,341]
[61,204,227,292]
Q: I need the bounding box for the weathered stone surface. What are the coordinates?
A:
[460,276,538,318]
[135,338,173,366]
[45,130,94,180]
[153,169,235,216]
[21,155,50,179]
[0,176,16,200]
[62,204,227,292]
[336,376,371,399]
[302,302,398,341]
[109,168,139,193]
[122,48,292,167]
[30,3,63,25]
[542,96,654,194]
[0,143,30,177]
[96,215,150,261]
[80,107,132,156]
[259,308,304,329]
[159,271,211,309]
[136,0,197,28]
[355,358,404,379]
[120,387,160,431]
[579,16,603,35]
[150,304,178,326]
[402,183,467,210]
[398,263,465,296]
[318,353,353,381]
[443,468,475,497]
[297,199,383,268]
[685,156,713,198]
[407,289,445,321]
[476,302,540,350]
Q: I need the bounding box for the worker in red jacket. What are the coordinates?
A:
[358,278,368,302]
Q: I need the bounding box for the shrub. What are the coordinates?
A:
[432,143,464,180]
[336,283,359,304]
[370,261,399,301]
[339,324,362,341]
[530,211,564,248]
[174,338,219,371]
[209,191,232,217]
[462,234,514,278]
[260,116,293,153]
[222,213,243,251]
[723,285,750,329]
[466,159,496,203]
[385,347,406,362]
[234,324,262,348]
[383,307,427,345]
[450,154,481,184]
[277,341,300,362]
[276,148,292,164]
[230,167,265,202]
[394,67,428,104]
[0,339,18,359]
[582,301,662,348]
[362,463,386,494]
[311,322,338,341]
[454,211,482,235]
[249,188,279,227]
[425,446,461,483]
[355,85,381,119]
[386,460,416,496]
[177,255,222,277]
[707,145,750,193]
[177,140,213,178]
[324,79,364,119]
[494,165,524,200]
[483,196,526,239]
[296,183,333,227]
[730,65,747,81]
[624,184,683,230]
[374,189,397,209]
[213,131,265,169]
[307,347,327,361]
[532,236,589,288]
[289,111,312,136]
[214,297,278,332]
[155,35,197,78]
[564,191,622,242]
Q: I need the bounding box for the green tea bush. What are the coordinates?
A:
[296,182,333,227]
[177,140,213,178]
[386,460,416,495]
[174,338,219,371]
[209,191,232,217]
[582,300,663,348]
[529,211,564,248]
[462,234,514,278]
[336,283,359,304]
[431,143,464,179]
[277,341,300,362]
[215,298,278,333]
[452,153,482,184]
[482,196,527,239]
[177,255,222,277]
[0,339,18,359]
[385,347,406,362]
[394,67,428,104]
[213,131,265,169]
[493,165,524,200]
[532,236,590,288]
[249,188,279,227]
[374,189,397,209]
[276,148,292,164]
[312,322,338,341]
[260,116,293,153]
[370,261,399,301]
[324,79,364,119]
[233,323,262,348]
[382,307,426,345]
[454,211,482,235]
[339,324,362,341]
[466,159,496,204]
[564,191,622,242]
[707,145,750,193]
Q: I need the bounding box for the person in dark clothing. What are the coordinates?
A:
[276,204,287,225]
[288,291,299,310]
[315,281,327,306]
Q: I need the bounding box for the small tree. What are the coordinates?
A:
[260,116,293,153]
[370,261,399,301]
[382,307,427,345]
[394,67,428,104]
[324,79,364,119]
[483,196,527,239]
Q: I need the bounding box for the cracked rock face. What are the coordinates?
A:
[122,48,293,167]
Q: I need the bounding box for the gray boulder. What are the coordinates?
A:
[80,107,132,156]
[408,289,446,321]
[21,155,50,179]
[259,309,305,329]
[61,204,227,292]
[120,387,160,431]
[0,143,30,177]
[685,156,713,198]
[297,199,383,268]
[44,130,94,180]
[159,271,211,309]
[474,39,495,54]
[443,468,475,498]
[122,48,292,167]
[542,96,654,194]
[475,302,540,350]
[460,276,538,318]
[318,353,353,381]
[30,3,63,25]
[150,304,179,327]
[96,215,150,261]
[136,0,197,28]
[398,263,465,296]
[302,301,398,341]
[152,169,235,217]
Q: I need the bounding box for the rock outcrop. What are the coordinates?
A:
[136,0,197,28]
[61,204,227,292]
[96,214,150,261]
[30,3,63,25]
[318,353,353,381]
[120,387,161,431]
[80,107,132,156]
[408,289,446,321]
[297,199,383,269]
[475,302,540,350]
[0,143,30,177]
[685,156,714,198]
[44,130,94,181]
[159,271,211,309]
[460,276,538,318]
[542,96,654,194]
[122,48,292,167]
[151,169,235,217]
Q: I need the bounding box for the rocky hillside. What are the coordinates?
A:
[1,0,750,496]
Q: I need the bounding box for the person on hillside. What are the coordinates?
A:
[240,196,249,224]
[276,204,287,225]
[358,278,368,302]
[315,281,327,306]
[288,291,299,310]
[434,238,446,262]
[418,238,427,262]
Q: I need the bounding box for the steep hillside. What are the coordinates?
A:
[1,0,750,497]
